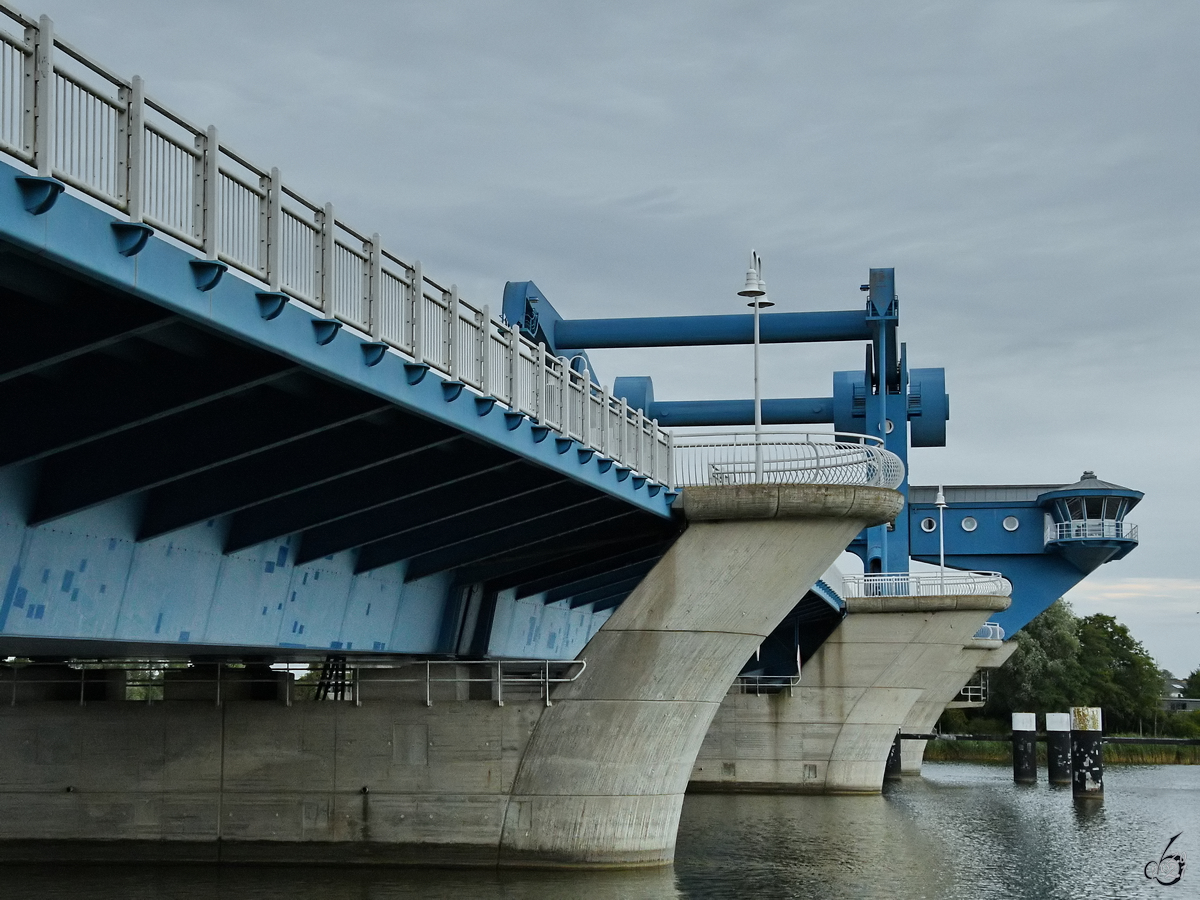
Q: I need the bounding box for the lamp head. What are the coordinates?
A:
[737,250,766,297]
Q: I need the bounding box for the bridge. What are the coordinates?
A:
[0,7,1140,867]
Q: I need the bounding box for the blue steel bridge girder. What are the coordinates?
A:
[0,161,682,661]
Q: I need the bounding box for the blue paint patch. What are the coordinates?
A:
[261,606,268,616]
[313,571,320,581]
[99,584,106,594]
[276,546,288,567]
[278,642,306,648]
[34,604,45,620]
[264,561,276,573]
[166,542,173,557]
[0,565,21,630]
[299,624,305,634]
[277,602,283,610]
[70,588,79,602]
[365,602,371,616]
[108,538,117,551]
[61,570,74,592]
[548,632,558,650]
[292,620,298,633]
[179,631,190,642]
[25,605,35,619]
[79,559,88,572]
[13,587,26,609]
[373,641,386,651]
[41,569,49,584]
[302,573,308,585]
[154,612,163,634]
[330,641,343,649]
[290,592,296,603]
[344,640,350,649]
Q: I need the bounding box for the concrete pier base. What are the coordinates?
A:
[0,483,900,867]
[898,639,1019,775]
[690,590,1009,795]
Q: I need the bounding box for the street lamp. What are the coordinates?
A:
[936,484,947,593]
[737,251,773,481]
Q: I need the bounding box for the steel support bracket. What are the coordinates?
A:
[110,221,154,257]
[311,319,343,345]
[189,259,227,292]
[360,342,388,366]
[15,175,65,215]
[254,291,289,320]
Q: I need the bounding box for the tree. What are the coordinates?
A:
[982,601,1162,733]
[986,599,1085,716]
[1184,667,1200,699]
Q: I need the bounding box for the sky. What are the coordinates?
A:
[13,0,1200,674]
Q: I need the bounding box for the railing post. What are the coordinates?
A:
[316,201,334,314]
[507,323,520,408]
[582,369,592,447]
[411,261,425,363]
[368,232,382,340]
[425,659,432,708]
[536,343,547,425]
[667,429,675,489]
[199,125,220,259]
[496,660,504,707]
[480,304,492,395]
[558,357,568,429]
[618,397,629,464]
[600,385,610,456]
[447,285,460,379]
[31,15,54,177]
[215,664,222,707]
[124,75,145,221]
[544,659,552,708]
[265,167,282,290]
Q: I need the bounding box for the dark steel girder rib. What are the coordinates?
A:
[386,506,642,581]
[139,416,462,541]
[222,442,519,554]
[542,558,660,605]
[294,464,563,564]
[515,539,677,599]
[30,378,390,524]
[567,576,647,610]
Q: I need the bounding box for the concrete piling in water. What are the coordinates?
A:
[1011,713,1037,784]
[1045,712,1072,785]
[1070,707,1104,800]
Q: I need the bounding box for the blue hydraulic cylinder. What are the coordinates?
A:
[554,310,872,350]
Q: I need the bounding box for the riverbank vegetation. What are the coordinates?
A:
[936,600,1200,743]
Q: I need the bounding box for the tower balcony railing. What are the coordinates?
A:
[841,571,1013,599]
[1048,520,1139,542]
[0,7,672,487]
[672,431,905,490]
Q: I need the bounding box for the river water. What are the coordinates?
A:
[4,763,1198,899]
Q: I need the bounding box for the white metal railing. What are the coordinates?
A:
[672,431,904,489]
[953,670,988,704]
[841,571,1012,598]
[973,622,1005,640]
[0,7,673,488]
[1048,520,1138,542]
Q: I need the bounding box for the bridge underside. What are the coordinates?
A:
[0,244,680,660]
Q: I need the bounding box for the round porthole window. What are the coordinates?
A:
[920,517,937,533]
[1002,516,1020,532]
[961,516,978,533]
[885,419,895,434]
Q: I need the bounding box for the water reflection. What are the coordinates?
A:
[3,764,1198,900]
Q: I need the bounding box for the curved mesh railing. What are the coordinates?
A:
[0,6,672,487]
[841,571,1012,598]
[1049,520,1138,542]
[672,431,905,490]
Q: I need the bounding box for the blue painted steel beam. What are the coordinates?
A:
[647,398,835,427]
[511,539,677,598]
[0,158,674,522]
[554,310,871,349]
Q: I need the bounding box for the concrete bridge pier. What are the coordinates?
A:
[497,483,901,866]
[898,638,1018,775]
[690,586,1009,794]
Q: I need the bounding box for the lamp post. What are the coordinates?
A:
[936,484,947,593]
[738,251,773,481]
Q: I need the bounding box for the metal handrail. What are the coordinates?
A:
[672,430,904,490]
[1,658,586,709]
[0,7,673,488]
[1049,520,1138,542]
[841,571,1012,598]
[974,622,1006,640]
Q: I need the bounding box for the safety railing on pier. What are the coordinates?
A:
[840,571,1013,598]
[974,621,1005,641]
[1047,520,1138,542]
[672,431,905,489]
[0,6,672,487]
[1,658,586,709]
